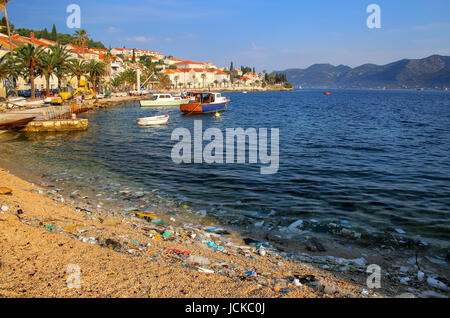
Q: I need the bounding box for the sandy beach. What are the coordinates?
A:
[0,166,376,298]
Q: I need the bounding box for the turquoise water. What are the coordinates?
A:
[1,89,449,257]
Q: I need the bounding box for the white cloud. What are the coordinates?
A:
[107,26,122,33]
[125,36,154,43]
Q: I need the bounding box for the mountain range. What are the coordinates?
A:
[274,55,450,89]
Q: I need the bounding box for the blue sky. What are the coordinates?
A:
[4,0,450,71]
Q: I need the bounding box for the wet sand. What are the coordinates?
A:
[0,167,375,298]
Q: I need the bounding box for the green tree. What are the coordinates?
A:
[1,52,21,96]
[50,44,71,91]
[67,59,86,87]
[201,73,206,88]
[38,51,57,91]
[0,0,13,51]
[0,53,11,92]
[13,44,44,98]
[50,24,57,41]
[42,28,49,39]
[85,60,106,92]
[74,29,88,55]
[110,75,123,91]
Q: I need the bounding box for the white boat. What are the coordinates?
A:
[24,98,45,107]
[242,91,248,94]
[137,114,169,126]
[140,94,190,107]
[7,97,26,106]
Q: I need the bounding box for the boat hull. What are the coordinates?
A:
[0,116,36,129]
[180,102,227,114]
[137,115,169,126]
[140,99,190,107]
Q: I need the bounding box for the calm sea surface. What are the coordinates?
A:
[1,89,449,254]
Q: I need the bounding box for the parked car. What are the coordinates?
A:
[18,89,41,98]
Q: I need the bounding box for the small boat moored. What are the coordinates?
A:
[140,94,191,107]
[137,114,169,126]
[180,92,229,114]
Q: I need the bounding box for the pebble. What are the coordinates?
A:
[400,277,410,285]
[417,271,425,282]
[254,220,264,228]
[323,285,336,294]
[186,255,210,266]
[427,277,448,291]
[259,247,266,257]
[0,187,12,195]
[288,219,304,233]
[420,290,448,298]
[197,267,214,274]
[1,205,8,212]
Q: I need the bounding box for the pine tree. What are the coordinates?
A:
[230,61,233,71]
[42,28,49,39]
[51,24,57,41]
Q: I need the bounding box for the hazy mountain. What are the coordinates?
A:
[274,55,450,89]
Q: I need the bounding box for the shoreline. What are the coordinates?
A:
[0,166,373,298]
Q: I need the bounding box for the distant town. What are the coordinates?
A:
[0,24,291,98]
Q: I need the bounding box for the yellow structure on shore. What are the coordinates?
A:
[51,79,97,105]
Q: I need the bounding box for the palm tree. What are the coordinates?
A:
[174,75,179,89]
[38,51,56,92]
[67,59,86,87]
[13,44,44,98]
[201,73,206,88]
[103,50,114,78]
[0,0,13,51]
[191,74,196,88]
[0,54,10,90]
[1,52,21,96]
[49,45,71,92]
[110,75,122,91]
[85,60,106,92]
[222,79,228,88]
[214,80,218,88]
[73,29,89,57]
